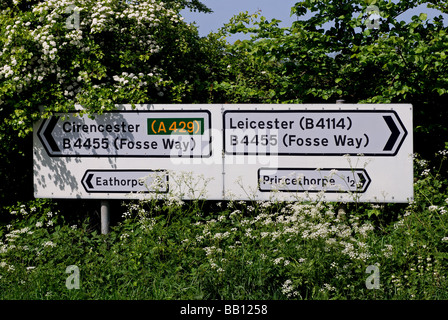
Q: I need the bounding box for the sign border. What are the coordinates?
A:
[223,109,408,156]
[37,110,213,158]
[257,167,372,193]
[81,169,169,194]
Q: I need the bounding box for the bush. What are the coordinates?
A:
[1,149,448,299]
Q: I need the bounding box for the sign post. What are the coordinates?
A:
[101,200,110,235]
[33,104,413,233]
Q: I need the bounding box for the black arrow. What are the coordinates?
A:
[43,116,60,153]
[383,115,400,151]
[357,172,366,188]
[357,170,371,192]
[85,173,94,190]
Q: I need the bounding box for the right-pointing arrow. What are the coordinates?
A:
[383,115,400,151]
[356,170,371,192]
[357,172,366,187]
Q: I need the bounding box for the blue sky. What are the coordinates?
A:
[181,0,298,35]
[181,1,448,41]
[180,0,298,41]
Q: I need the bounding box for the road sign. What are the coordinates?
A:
[81,170,168,193]
[221,104,413,203]
[38,110,211,157]
[258,168,371,193]
[224,110,407,156]
[33,104,413,202]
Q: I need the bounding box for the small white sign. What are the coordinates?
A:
[38,110,211,157]
[81,170,168,193]
[224,110,407,156]
[258,168,371,193]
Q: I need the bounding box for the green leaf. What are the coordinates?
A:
[436,88,446,95]
[370,209,381,217]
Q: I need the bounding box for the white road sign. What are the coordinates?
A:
[38,110,211,157]
[81,170,168,193]
[224,110,407,156]
[33,104,413,203]
[258,168,371,193]
[221,104,413,203]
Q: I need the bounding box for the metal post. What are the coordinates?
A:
[101,200,110,235]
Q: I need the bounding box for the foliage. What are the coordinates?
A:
[212,1,448,157]
[1,0,448,300]
[0,0,224,208]
[0,0,219,134]
[1,148,448,299]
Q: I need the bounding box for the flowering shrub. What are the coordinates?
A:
[1,149,447,299]
[1,0,448,300]
[0,0,220,136]
[0,0,223,208]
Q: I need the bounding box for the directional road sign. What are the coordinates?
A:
[258,168,371,193]
[224,110,407,156]
[33,104,413,202]
[81,170,168,193]
[38,110,211,157]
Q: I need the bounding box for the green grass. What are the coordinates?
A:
[1,151,448,300]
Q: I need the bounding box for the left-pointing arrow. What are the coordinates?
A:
[85,173,94,190]
[39,116,60,154]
